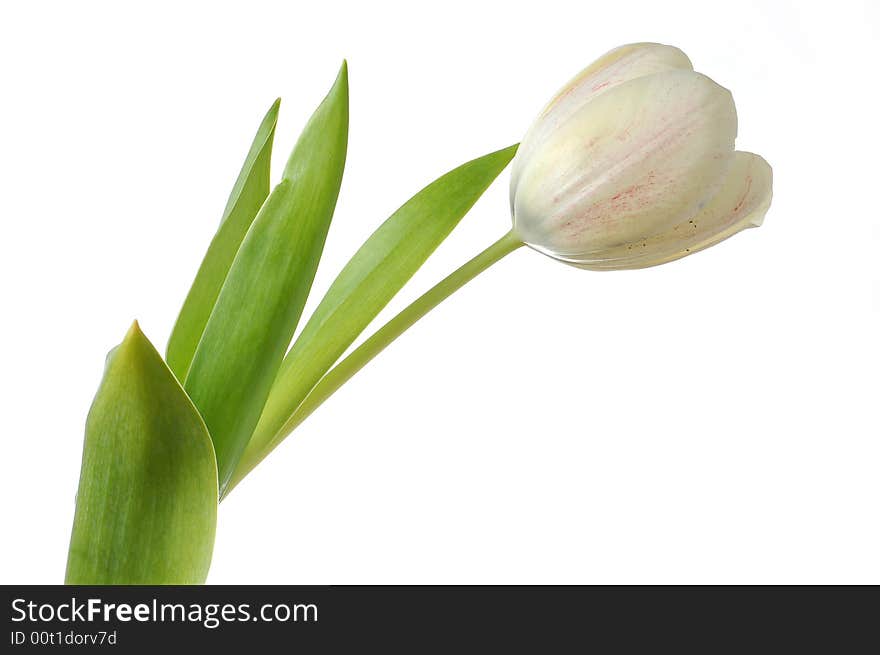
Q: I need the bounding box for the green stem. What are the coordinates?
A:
[227,231,524,493]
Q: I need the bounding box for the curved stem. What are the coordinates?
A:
[226,231,524,493]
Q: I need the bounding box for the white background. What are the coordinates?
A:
[1,1,878,584]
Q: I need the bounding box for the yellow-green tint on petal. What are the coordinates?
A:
[540,43,694,119]
[512,69,737,259]
[578,152,772,270]
[510,43,692,197]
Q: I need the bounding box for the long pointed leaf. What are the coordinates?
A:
[232,144,517,486]
[185,63,349,493]
[66,322,217,584]
[166,99,280,381]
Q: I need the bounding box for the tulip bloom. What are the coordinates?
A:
[227,45,774,488]
[510,43,772,269]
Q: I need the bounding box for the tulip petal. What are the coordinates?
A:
[511,43,692,195]
[513,69,737,259]
[580,152,772,270]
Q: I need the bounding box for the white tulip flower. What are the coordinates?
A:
[229,48,775,489]
[510,43,772,269]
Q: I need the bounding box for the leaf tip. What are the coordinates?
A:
[125,319,144,341]
[333,60,349,99]
[119,320,157,363]
[268,97,281,120]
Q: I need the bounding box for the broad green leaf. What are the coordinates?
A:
[66,322,217,585]
[185,62,349,494]
[166,99,280,381]
[231,144,518,487]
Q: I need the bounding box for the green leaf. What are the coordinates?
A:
[184,62,349,494]
[231,144,518,487]
[166,99,280,381]
[66,322,217,585]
